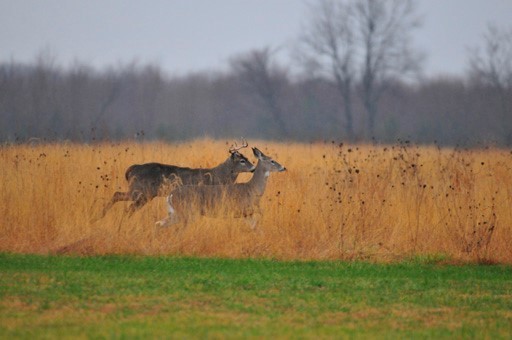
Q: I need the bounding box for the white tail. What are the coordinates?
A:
[155,147,286,229]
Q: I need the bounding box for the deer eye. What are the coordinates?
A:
[271,160,276,164]
[240,160,246,164]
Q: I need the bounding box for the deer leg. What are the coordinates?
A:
[155,195,180,228]
[98,191,131,219]
[126,191,150,216]
[246,215,260,230]
[245,207,262,231]
[155,214,180,228]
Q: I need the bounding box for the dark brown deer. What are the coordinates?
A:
[155,147,286,229]
[99,140,255,217]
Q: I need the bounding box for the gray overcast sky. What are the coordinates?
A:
[1,0,511,77]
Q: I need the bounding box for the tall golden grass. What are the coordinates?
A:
[1,139,511,263]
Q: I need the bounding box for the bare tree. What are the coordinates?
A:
[297,0,356,139]
[297,0,422,139]
[89,71,122,139]
[470,25,512,90]
[230,47,289,137]
[356,0,422,138]
[469,25,512,143]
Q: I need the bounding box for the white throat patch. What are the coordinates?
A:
[264,171,270,178]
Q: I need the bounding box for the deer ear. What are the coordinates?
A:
[252,147,263,159]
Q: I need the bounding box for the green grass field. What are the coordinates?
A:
[1,254,511,338]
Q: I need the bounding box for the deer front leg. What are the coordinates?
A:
[101,191,131,217]
[90,191,131,223]
[126,191,151,216]
[155,195,180,228]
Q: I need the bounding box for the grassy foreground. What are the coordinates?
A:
[1,254,511,338]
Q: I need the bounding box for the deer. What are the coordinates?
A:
[99,139,255,218]
[155,147,286,229]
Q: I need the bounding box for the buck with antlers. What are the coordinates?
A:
[155,147,286,229]
[99,139,255,217]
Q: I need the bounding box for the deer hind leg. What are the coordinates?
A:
[246,215,260,230]
[245,207,262,231]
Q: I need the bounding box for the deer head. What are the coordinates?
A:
[252,147,286,174]
[229,138,255,173]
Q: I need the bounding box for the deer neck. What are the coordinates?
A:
[247,161,270,196]
[210,158,238,183]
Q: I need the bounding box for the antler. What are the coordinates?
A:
[229,137,248,154]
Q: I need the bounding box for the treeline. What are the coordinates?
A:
[1,0,511,146]
[0,56,510,146]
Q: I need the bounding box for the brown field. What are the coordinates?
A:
[1,139,511,263]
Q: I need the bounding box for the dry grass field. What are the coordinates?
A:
[1,139,511,263]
